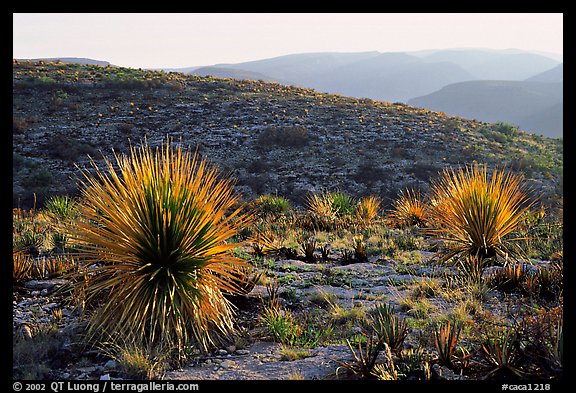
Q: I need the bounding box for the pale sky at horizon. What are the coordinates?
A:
[13,13,563,69]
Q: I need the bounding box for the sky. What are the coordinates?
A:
[13,13,563,69]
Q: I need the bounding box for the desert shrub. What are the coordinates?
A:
[355,195,381,225]
[353,164,386,186]
[366,303,408,353]
[44,134,98,163]
[69,140,253,353]
[332,192,356,217]
[252,194,291,219]
[43,195,78,222]
[257,125,309,148]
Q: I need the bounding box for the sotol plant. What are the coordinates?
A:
[388,188,428,228]
[70,141,252,352]
[428,163,534,268]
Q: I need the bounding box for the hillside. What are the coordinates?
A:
[192,66,289,84]
[526,64,563,82]
[18,57,111,66]
[12,60,563,211]
[407,80,563,138]
[170,49,562,137]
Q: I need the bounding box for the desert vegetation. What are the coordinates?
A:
[13,143,562,381]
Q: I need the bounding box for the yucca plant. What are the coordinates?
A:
[13,251,34,283]
[434,319,463,369]
[388,188,428,228]
[319,244,331,262]
[252,194,291,220]
[43,195,78,222]
[335,333,384,379]
[352,236,368,262]
[300,239,317,263]
[481,328,523,378]
[367,303,408,353]
[38,255,78,279]
[305,191,355,230]
[69,140,252,353]
[489,262,527,292]
[305,192,337,231]
[355,195,381,226]
[250,229,279,258]
[331,192,356,217]
[428,163,534,268]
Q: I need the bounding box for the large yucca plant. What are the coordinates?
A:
[70,140,252,352]
[428,163,533,265]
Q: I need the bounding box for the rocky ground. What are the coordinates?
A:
[13,249,560,381]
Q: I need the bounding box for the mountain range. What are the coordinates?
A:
[163,48,562,138]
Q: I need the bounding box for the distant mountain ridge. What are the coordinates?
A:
[526,64,563,83]
[407,80,563,138]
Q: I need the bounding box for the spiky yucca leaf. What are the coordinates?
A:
[13,251,34,283]
[304,192,338,230]
[428,163,533,264]
[71,141,252,352]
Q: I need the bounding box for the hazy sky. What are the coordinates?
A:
[13,13,563,69]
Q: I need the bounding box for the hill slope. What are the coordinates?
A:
[17,57,111,66]
[526,64,563,83]
[12,60,562,210]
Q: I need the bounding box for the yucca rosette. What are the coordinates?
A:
[72,141,252,351]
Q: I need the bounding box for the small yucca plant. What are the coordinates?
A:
[70,140,252,353]
[368,303,408,353]
[304,192,339,231]
[252,194,291,219]
[428,163,533,266]
[13,251,34,283]
[307,191,355,217]
[43,195,78,222]
[331,192,355,217]
[388,188,428,228]
[355,195,381,225]
[300,239,317,263]
[434,319,463,369]
[481,329,523,378]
